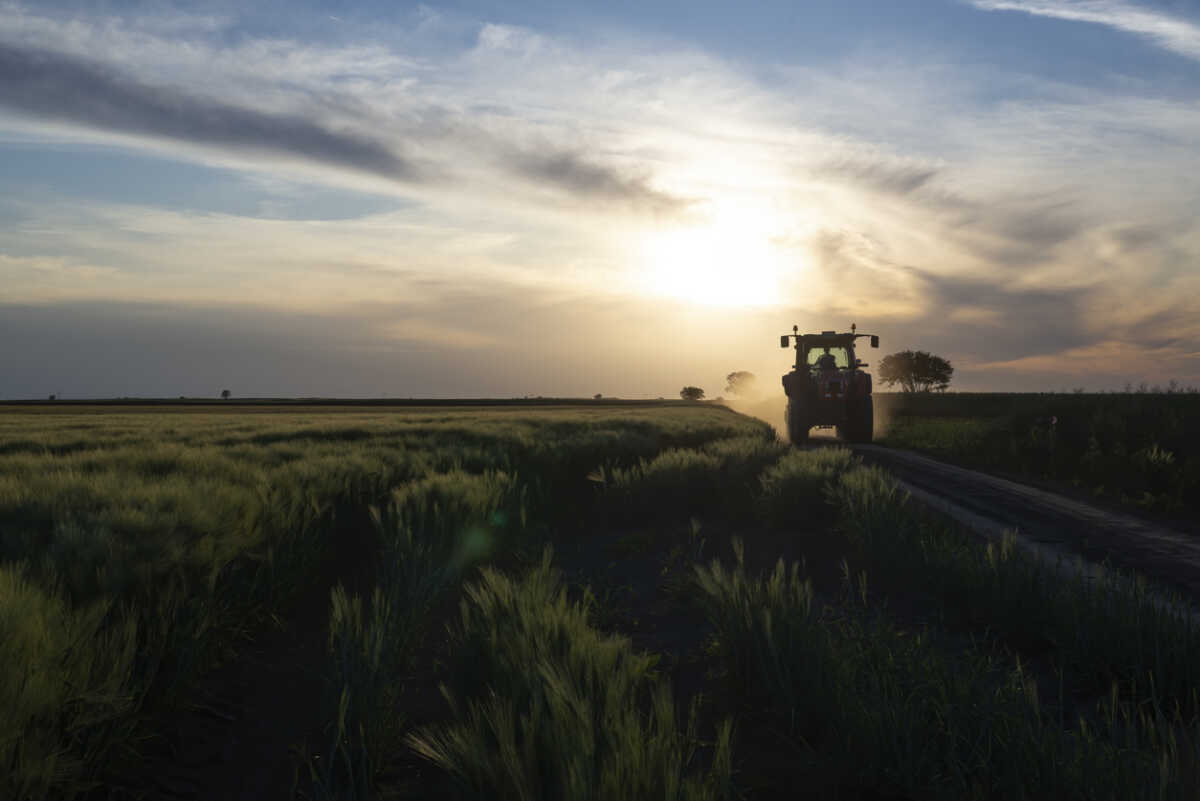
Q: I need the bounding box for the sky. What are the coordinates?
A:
[1,0,1199,398]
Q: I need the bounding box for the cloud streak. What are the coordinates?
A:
[0,41,418,181]
[966,0,1200,61]
[506,148,691,215]
[813,156,940,196]
[0,26,696,216]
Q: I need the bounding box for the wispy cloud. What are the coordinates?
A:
[966,0,1200,61]
[505,148,693,215]
[0,42,419,181]
[812,156,941,196]
[0,7,704,216]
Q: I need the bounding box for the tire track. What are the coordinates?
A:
[838,443,1200,602]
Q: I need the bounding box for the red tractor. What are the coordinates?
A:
[780,324,878,445]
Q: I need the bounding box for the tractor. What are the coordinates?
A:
[780,324,879,445]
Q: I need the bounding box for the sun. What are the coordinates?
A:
[638,208,782,307]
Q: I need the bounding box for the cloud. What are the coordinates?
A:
[0,295,793,399]
[505,148,692,215]
[796,220,1200,388]
[0,16,696,216]
[969,338,1200,390]
[0,41,418,181]
[813,157,940,195]
[0,301,489,399]
[966,1,1200,61]
[382,318,501,350]
[936,191,1090,268]
[2,5,1200,392]
[910,269,1097,356]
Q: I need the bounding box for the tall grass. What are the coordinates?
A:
[409,551,735,801]
[0,567,138,800]
[692,542,1200,800]
[313,471,522,798]
[600,434,786,522]
[877,391,1200,515]
[755,447,856,527]
[828,463,1200,713]
[0,405,764,799]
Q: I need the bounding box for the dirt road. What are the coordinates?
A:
[842,443,1200,601]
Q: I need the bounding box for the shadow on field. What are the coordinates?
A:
[125,505,378,801]
[551,516,865,799]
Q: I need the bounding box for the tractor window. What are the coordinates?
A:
[806,346,850,370]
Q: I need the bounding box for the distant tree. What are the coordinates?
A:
[878,350,953,393]
[221,389,231,400]
[593,393,603,400]
[724,371,758,396]
[679,386,705,401]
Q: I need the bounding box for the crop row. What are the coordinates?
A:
[309,432,791,799]
[8,404,1200,799]
[319,435,1200,799]
[0,406,768,800]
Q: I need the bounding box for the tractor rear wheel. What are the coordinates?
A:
[786,399,809,446]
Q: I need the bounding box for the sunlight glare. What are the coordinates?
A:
[639,207,784,307]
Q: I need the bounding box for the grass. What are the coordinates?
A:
[692,542,1200,799]
[0,404,768,800]
[408,550,734,801]
[755,447,856,527]
[687,447,1200,797]
[827,460,1200,717]
[877,391,1200,518]
[0,567,139,801]
[599,433,785,522]
[8,402,1200,799]
[313,470,525,798]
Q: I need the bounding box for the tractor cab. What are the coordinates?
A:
[779,325,879,445]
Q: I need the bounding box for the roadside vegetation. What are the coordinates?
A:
[692,451,1200,799]
[4,403,1200,799]
[877,391,1200,520]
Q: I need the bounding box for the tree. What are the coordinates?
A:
[724,371,757,396]
[221,389,231,400]
[679,386,705,401]
[878,350,953,393]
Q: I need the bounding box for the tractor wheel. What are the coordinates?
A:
[786,399,809,446]
[845,396,874,443]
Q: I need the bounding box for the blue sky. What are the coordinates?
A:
[2,0,1199,397]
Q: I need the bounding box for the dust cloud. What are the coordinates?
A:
[721,392,897,441]
[722,394,787,439]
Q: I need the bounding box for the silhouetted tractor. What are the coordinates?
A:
[780,324,879,445]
